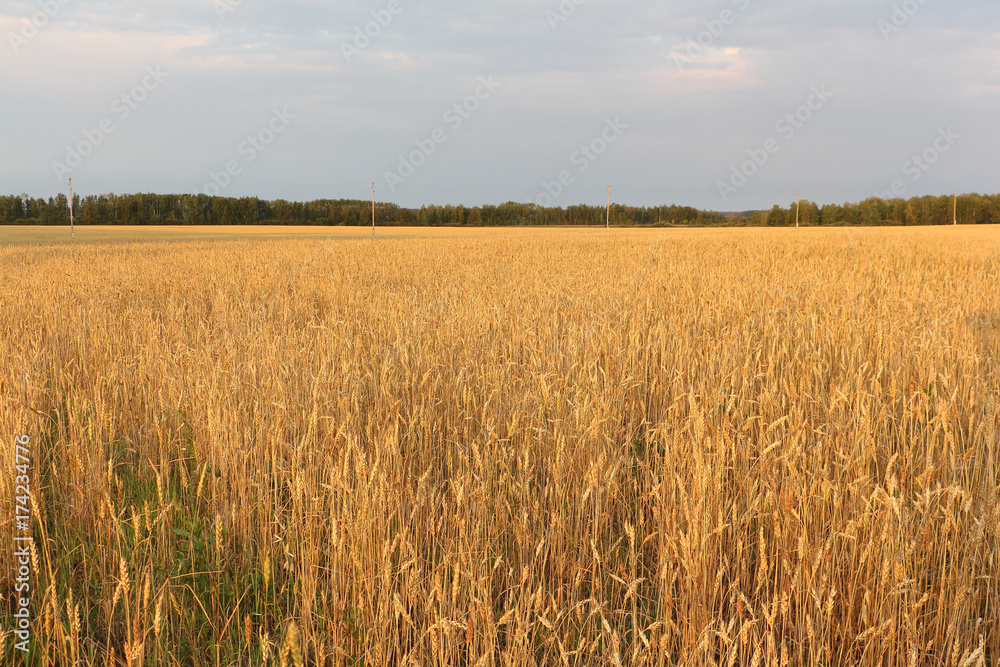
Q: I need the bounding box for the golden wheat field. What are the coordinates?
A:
[1,226,999,666]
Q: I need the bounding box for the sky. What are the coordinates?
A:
[0,0,997,211]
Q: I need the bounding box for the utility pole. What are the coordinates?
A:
[795,186,801,228]
[69,178,74,240]
[606,186,611,229]
[954,187,958,225]
[372,182,376,236]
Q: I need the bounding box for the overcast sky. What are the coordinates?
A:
[1,0,997,210]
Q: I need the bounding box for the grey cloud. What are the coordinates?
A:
[1,0,997,209]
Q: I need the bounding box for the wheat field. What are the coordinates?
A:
[1,226,998,666]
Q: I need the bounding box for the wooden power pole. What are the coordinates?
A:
[606,186,610,229]
[372,182,376,236]
[69,178,74,240]
[954,187,958,225]
[795,186,801,228]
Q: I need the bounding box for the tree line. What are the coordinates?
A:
[3,192,999,227]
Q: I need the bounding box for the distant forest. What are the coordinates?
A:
[3,192,1000,227]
